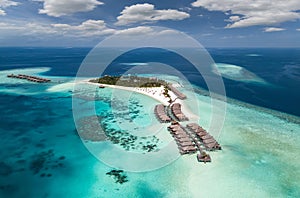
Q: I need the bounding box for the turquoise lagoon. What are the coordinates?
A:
[0,68,299,197]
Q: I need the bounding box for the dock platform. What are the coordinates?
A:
[7,74,51,83]
[186,123,221,151]
[154,104,171,123]
[170,103,189,121]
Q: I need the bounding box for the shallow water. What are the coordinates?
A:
[0,68,299,197]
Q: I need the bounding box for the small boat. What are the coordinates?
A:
[99,85,105,88]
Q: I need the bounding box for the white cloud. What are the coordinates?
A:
[116,26,154,35]
[0,9,6,16]
[37,0,103,17]
[52,20,116,36]
[115,26,179,37]
[0,20,115,37]
[191,0,300,28]
[0,20,187,47]
[227,16,240,22]
[0,0,19,16]
[179,7,192,12]
[201,33,213,37]
[116,3,190,26]
[0,0,18,7]
[263,27,285,32]
[0,19,181,41]
[0,22,58,35]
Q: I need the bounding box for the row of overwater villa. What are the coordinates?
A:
[7,74,51,83]
[154,86,221,163]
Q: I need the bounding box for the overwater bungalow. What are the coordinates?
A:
[168,125,181,131]
[171,121,179,125]
[196,131,207,137]
[205,142,222,151]
[177,137,193,143]
[186,123,198,129]
[167,84,187,100]
[201,134,213,140]
[7,73,51,83]
[178,141,195,147]
[197,152,211,163]
[173,134,189,139]
[154,104,172,123]
[203,138,217,144]
[179,146,197,154]
[171,103,189,121]
[172,130,186,136]
[194,127,206,132]
[185,123,222,151]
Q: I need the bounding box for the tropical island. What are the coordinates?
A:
[85,75,221,163]
[89,75,168,88]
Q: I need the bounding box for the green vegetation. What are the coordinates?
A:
[90,75,168,88]
[90,75,120,85]
[163,86,172,103]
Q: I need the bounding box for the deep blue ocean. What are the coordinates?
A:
[1,47,299,116]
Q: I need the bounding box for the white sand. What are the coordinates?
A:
[78,79,199,121]
[81,80,174,104]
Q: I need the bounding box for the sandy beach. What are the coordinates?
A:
[78,79,198,121]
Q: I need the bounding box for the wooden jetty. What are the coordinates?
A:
[153,89,221,163]
[7,74,51,83]
[171,103,189,121]
[167,84,186,100]
[166,120,223,163]
[186,123,221,151]
[167,122,199,155]
[154,104,171,123]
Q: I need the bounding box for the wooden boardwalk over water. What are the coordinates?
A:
[167,122,218,163]
[153,87,221,163]
[7,74,51,83]
[170,103,189,121]
[154,104,171,123]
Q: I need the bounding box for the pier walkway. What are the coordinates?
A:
[168,123,197,155]
[186,123,221,151]
[154,104,172,123]
[170,103,189,121]
[167,122,215,163]
[153,85,221,163]
[7,74,51,83]
[167,85,186,100]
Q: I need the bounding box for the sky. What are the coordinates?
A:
[0,0,300,47]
